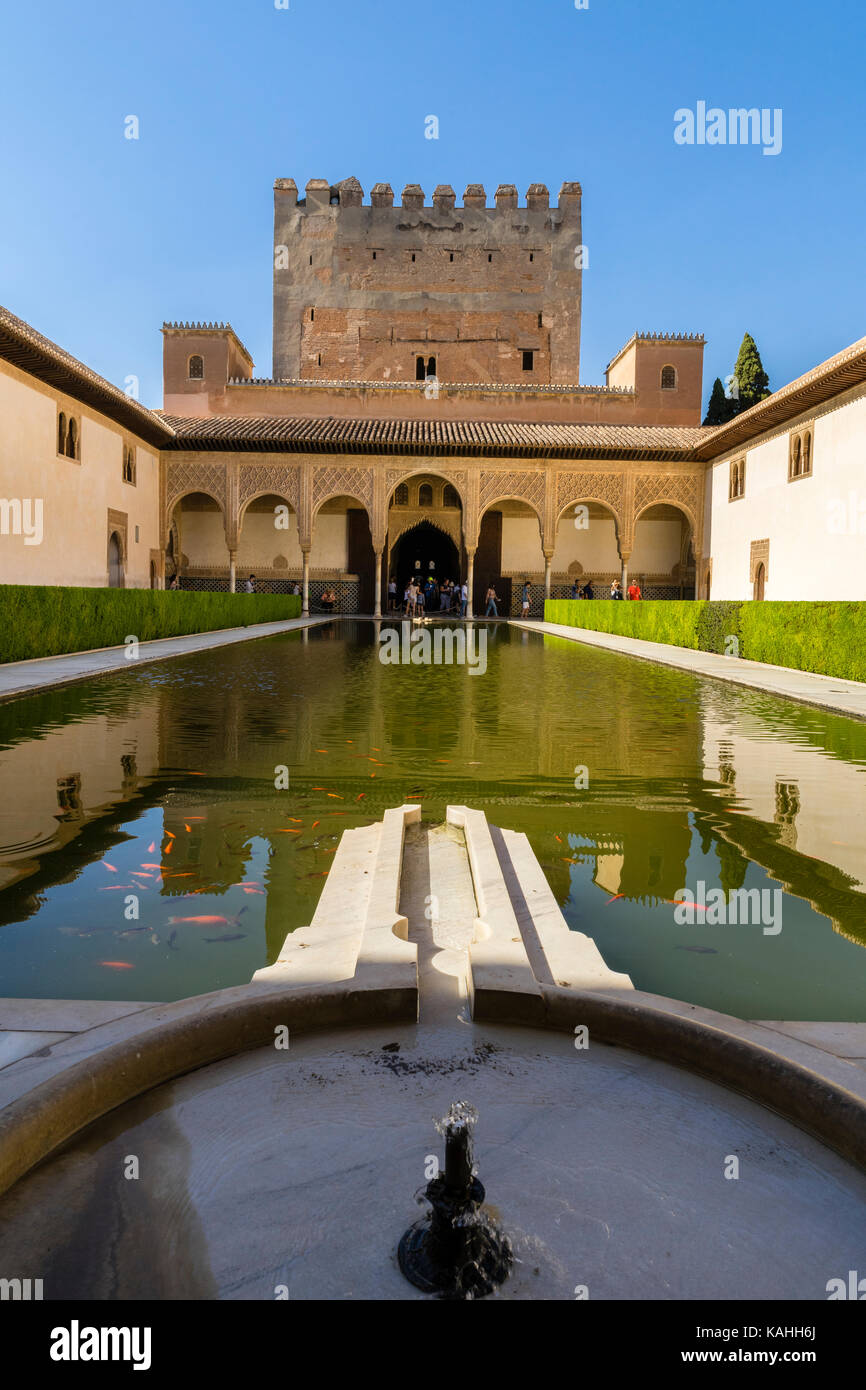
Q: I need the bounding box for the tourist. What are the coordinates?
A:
[244,574,256,594]
[570,581,579,600]
[627,579,642,601]
[388,577,397,613]
[291,581,300,596]
[485,584,499,618]
[610,580,622,599]
[460,581,468,618]
[583,579,594,600]
[169,573,179,590]
[521,581,531,618]
[451,583,462,615]
[440,581,450,612]
[321,588,336,613]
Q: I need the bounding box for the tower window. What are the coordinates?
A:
[411,253,416,263]
[427,356,436,378]
[122,445,136,485]
[418,484,433,507]
[488,253,493,263]
[188,354,204,380]
[317,353,322,367]
[538,312,543,328]
[449,252,454,262]
[309,255,313,265]
[372,251,377,260]
[660,365,677,389]
[529,252,534,262]
[310,308,315,321]
[522,350,534,372]
[416,355,426,381]
[729,457,746,501]
[443,484,459,508]
[57,411,67,455]
[394,484,409,505]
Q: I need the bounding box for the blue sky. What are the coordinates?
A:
[1,0,864,411]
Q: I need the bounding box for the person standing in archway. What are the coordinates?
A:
[521,581,531,618]
[485,584,499,618]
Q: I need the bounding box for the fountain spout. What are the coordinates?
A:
[398,1101,512,1299]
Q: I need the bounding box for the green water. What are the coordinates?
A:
[0,620,864,1017]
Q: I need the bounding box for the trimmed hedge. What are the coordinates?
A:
[0,586,303,664]
[543,600,866,684]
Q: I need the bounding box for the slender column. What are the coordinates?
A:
[228,550,237,594]
[544,554,553,600]
[373,550,383,618]
[302,550,310,616]
[465,549,475,620]
[620,550,631,595]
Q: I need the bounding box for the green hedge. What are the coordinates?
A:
[0,586,303,664]
[543,600,866,683]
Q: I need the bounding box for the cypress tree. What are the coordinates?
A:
[703,377,730,426]
[731,332,771,412]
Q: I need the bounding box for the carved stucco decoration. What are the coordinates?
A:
[479,468,546,518]
[165,460,227,516]
[312,464,374,515]
[387,508,462,550]
[556,471,625,530]
[633,472,702,535]
[385,465,469,506]
[238,463,301,515]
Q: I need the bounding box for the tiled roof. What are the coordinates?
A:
[161,413,708,459]
[694,335,866,459]
[0,305,174,446]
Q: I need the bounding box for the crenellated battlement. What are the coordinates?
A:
[273,177,581,213]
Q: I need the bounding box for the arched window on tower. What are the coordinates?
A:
[66,417,78,460]
[660,365,677,390]
[394,484,409,505]
[418,484,433,507]
[58,412,67,455]
[188,355,204,380]
[415,356,426,381]
[443,485,459,508]
[426,356,436,377]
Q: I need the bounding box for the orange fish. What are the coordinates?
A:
[242,886,265,895]
[165,841,174,855]
[186,816,206,821]
[276,829,301,834]
[316,749,328,753]
[140,863,162,869]
[312,820,320,829]
[288,818,303,824]
[184,824,192,833]
[148,842,156,853]
[346,740,353,744]
[103,862,118,873]
[164,871,196,878]
[99,961,134,970]
[370,773,376,779]
[371,747,381,752]
[169,915,231,925]
[356,793,366,801]
[313,787,327,791]
[99,886,129,891]
[327,793,343,800]
[606,895,625,904]
[165,831,176,840]
[554,836,563,844]
[133,872,155,878]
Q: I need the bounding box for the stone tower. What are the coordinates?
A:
[272,178,583,385]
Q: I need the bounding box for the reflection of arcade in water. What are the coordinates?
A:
[0,626,865,1007]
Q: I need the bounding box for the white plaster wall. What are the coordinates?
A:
[707,387,866,600]
[551,515,620,571]
[0,362,161,588]
[501,515,544,570]
[178,510,226,566]
[238,510,302,567]
[630,519,682,573]
[310,513,348,569]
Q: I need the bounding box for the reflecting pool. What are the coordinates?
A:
[0,620,864,1017]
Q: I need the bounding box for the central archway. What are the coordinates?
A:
[389,522,460,594]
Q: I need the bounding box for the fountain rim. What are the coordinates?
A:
[0,977,865,1202]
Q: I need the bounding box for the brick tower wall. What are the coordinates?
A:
[272,179,583,386]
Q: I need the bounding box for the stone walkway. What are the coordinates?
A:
[0,616,330,704]
[512,619,866,719]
